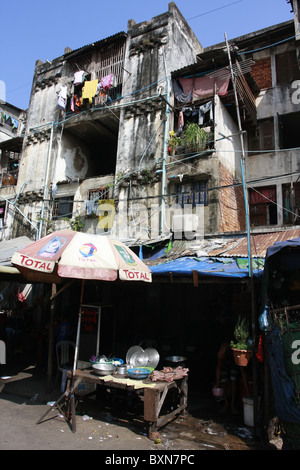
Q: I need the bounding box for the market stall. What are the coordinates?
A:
[63,364,188,437]
[11,230,175,432]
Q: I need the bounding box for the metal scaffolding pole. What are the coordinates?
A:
[225,33,259,436]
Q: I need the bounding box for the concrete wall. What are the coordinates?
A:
[245,38,300,228]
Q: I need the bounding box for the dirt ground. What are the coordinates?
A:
[0,352,281,453]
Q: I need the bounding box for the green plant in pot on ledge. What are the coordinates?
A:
[183,122,208,152]
[230,316,252,366]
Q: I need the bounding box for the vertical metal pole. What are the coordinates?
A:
[160,50,170,235]
[73,280,85,374]
[96,307,101,356]
[47,283,56,392]
[225,33,258,435]
[39,123,54,240]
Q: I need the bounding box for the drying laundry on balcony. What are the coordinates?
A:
[82,80,99,104]
[74,70,86,85]
[179,100,213,126]
[174,74,230,103]
[99,73,115,91]
[57,86,68,110]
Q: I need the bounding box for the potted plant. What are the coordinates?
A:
[230,316,252,366]
[182,122,208,152]
[168,131,183,155]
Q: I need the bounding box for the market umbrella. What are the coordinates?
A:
[11,229,152,397]
[11,229,152,284]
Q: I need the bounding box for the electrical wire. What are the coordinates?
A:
[187,0,244,20]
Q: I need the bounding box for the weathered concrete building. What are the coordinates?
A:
[0,102,26,240]
[5,3,202,243]
[168,0,300,239]
[1,1,300,245]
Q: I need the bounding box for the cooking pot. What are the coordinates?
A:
[165,355,187,366]
[92,363,116,376]
[116,364,128,375]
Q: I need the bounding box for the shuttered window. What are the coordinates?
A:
[276,51,300,84]
[248,118,274,153]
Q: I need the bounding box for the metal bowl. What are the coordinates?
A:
[129,350,148,367]
[165,355,187,366]
[92,363,116,376]
[126,345,144,364]
[144,348,160,369]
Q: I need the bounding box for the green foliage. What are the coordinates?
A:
[63,216,84,232]
[168,131,183,152]
[230,315,250,350]
[183,123,208,152]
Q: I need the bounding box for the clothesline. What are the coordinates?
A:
[173,74,230,104]
[57,71,117,111]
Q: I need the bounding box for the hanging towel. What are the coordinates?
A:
[86,199,96,215]
[173,79,193,103]
[82,80,98,103]
[198,100,213,125]
[178,111,184,132]
[74,70,86,85]
[57,86,68,110]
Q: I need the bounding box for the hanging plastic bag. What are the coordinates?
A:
[259,305,270,331]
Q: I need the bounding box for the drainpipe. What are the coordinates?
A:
[38,123,54,239]
[160,50,170,235]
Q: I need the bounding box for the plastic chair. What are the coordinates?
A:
[56,341,75,392]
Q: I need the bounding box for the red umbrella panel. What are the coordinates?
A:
[11,229,152,283]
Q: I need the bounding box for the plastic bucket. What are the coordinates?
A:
[242,396,255,427]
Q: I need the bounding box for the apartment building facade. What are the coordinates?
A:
[0,1,299,245]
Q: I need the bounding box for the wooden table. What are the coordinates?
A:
[65,368,188,437]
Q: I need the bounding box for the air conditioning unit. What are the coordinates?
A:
[172,214,198,233]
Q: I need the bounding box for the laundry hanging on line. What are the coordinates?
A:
[174,74,230,103]
[57,86,68,110]
[74,70,86,85]
[82,80,99,104]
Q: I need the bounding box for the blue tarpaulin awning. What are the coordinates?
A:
[149,256,264,279]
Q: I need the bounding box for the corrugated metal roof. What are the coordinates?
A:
[212,230,300,258]
[146,229,300,266]
[64,32,127,59]
[0,236,32,266]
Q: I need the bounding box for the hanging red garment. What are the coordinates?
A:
[178,75,230,101]
[250,187,276,205]
[256,335,264,363]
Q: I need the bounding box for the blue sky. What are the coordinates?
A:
[1,0,293,110]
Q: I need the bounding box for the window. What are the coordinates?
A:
[0,149,19,186]
[175,181,207,207]
[276,51,300,84]
[52,196,74,219]
[88,187,109,202]
[249,186,277,226]
[248,119,274,153]
[279,111,300,149]
[283,183,300,224]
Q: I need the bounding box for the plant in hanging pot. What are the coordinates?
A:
[230,316,252,367]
